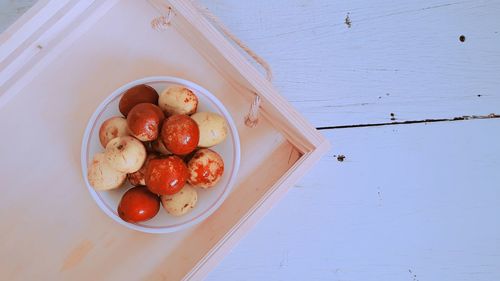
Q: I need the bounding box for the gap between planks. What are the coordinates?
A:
[316,113,500,130]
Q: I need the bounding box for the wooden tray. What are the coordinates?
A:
[0,0,329,280]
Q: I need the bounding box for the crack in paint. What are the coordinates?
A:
[316,113,500,130]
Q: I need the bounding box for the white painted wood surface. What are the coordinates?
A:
[209,119,500,281]
[2,1,500,280]
[0,1,36,33]
[199,0,500,127]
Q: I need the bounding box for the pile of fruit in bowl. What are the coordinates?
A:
[87,84,229,224]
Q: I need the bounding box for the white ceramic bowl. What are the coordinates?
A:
[81,76,240,233]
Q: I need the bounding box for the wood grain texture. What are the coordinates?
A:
[198,0,500,127]
[0,1,327,280]
[3,1,500,127]
[207,119,500,281]
[1,1,500,281]
[163,0,328,153]
[0,0,37,33]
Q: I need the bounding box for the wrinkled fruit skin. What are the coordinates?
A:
[161,114,199,155]
[119,84,159,116]
[145,156,188,195]
[117,186,160,223]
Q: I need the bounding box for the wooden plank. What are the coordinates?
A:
[207,118,500,281]
[0,0,38,34]
[4,1,499,128]
[0,0,121,109]
[163,0,328,153]
[198,0,500,127]
[2,1,499,280]
[0,0,284,277]
[0,1,328,280]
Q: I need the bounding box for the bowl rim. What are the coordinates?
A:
[81,76,241,233]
